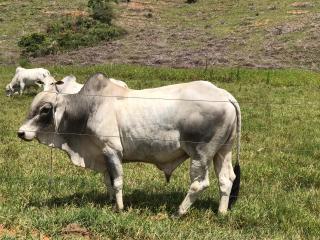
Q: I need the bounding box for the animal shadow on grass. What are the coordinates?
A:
[126,189,220,214]
[29,190,220,214]
[22,87,41,97]
[8,89,39,98]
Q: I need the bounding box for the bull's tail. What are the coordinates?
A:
[228,98,241,209]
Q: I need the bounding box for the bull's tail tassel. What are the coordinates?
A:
[228,163,241,209]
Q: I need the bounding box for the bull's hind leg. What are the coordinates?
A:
[213,144,236,214]
[178,157,211,216]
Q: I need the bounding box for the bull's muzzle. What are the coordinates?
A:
[17,130,33,141]
[17,131,25,139]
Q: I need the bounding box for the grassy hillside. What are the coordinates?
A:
[0,65,320,239]
[1,0,320,238]
[0,0,319,69]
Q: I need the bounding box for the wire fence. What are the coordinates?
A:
[1,80,320,196]
[2,91,320,147]
[1,0,320,216]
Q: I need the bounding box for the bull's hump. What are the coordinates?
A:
[81,73,108,94]
[80,73,128,96]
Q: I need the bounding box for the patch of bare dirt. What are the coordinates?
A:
[0,224,51,239]
[290,2,314,8]
[268,22,305,36]
[61,223,92,239]
[287,10,309,15]
[0,224,16,237]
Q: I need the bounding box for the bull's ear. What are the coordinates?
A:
[55,80,64,85]
[51,80,64,85]
[36,80,44,85]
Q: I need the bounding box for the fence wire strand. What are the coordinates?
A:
[2,82,320,195]
[40,90,319,106]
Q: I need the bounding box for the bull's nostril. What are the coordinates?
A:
[17,131,25,139]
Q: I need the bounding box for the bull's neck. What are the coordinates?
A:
[57,93,92,134]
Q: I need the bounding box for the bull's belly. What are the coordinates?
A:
[122,137,186,164]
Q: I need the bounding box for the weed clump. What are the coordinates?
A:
[88,0,115,25]
[18,1,124,57]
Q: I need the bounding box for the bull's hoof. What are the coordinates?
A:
[171,210,186,219]
[171,213,181,219]
[113,205,124,213]
[217,210,228,216]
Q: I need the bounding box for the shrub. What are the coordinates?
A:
[88,0,115,25]
[18,0,124,57]
[18,33,58,57]
[18,16,125,57]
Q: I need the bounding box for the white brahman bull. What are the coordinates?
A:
[17,73,241,216]
[5,67,52,96]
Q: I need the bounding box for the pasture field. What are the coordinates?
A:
[0,65,320,239]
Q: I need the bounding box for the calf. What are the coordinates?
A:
[5,67,52,96]
[43,75,128,94]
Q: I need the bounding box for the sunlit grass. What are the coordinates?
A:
[0,65,320,239]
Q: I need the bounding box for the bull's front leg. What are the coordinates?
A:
[103,171,115,202]
[103,146,124,211]
[19,81,25,95]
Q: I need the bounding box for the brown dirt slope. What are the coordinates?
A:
[1,0,320,70]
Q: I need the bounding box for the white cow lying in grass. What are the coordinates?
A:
[5,67,52,96]
[42,75,128,94]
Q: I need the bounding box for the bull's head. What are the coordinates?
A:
[17,78,80,144]
[17,91,57,143]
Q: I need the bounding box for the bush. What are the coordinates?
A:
[18,33,58,57]
[18,0,124,57]
[88,0,115,25]
[18,16,125,57]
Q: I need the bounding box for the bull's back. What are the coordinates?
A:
[129,81,225,100]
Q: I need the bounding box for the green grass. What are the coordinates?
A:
[161,0,319,36]
[0,65,320,239]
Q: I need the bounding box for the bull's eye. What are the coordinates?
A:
[40,105,52,115]
[38,104,53,124]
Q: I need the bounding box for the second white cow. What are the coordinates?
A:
[42,75,128,94]
[5,67,52,96]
